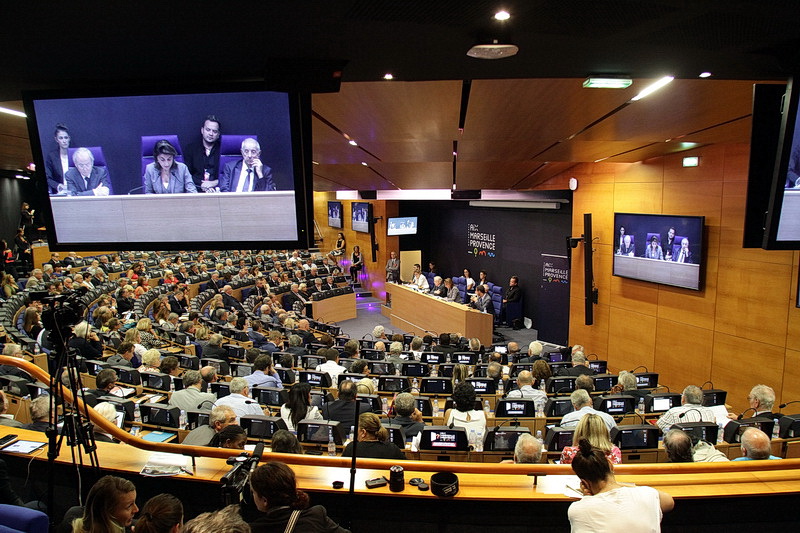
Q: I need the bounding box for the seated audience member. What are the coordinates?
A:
[270,429,304,454]
[444,277,460,301]
[22,396,50,433]
[0,391,23,427]
[68,321,103,358]
[315,349,346,383]
[169,370,217,411]
[468,285,494,314]
[295,319,316,346]
[276,354,297,384]
[392,392,425,440]
[733,427,781,461]
[286,334,306,356]
[557,351,595,377]
[209,424,247,449]
[433,332,455,358]
[247,461,350,532]
[446,382,487,434]
[567,439,674,532]
[560,389,616,431]
[574,374,595,393]
[106,341,136,367]
[386,341,405,367]
[214,377,268,421]
[139,349,162,373]
[0,344,33,382]
[322,380,370,435]
[663,429,694,463]
[561,413,621,465]
[92,402,120,443]
[531,359,552,389]
[342,412,406,460]
[203,334,229,361]
[519,341,545,364]
[134,493,183,533]
[513,433,543,464]
[245,348,261,364]
[656,385,716,431]
[355,377,375,396]
[506,370,547,402]
[430,276,447,297]
[184,504,250,533]
[136,318,165,350]
[410,264,429,290]
[72,476,138,533]
[182,405,237,446]
[159,355,181,377]
[280,382,322,432]
[247,320,269,350]
[245,355,282,389]
[487,360,508,387]
[615,370,648,400]
[728,384,780,421]
[451,363,470,388]
[372,325,387,340]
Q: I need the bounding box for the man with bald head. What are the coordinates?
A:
[734,427,781,461]
[220,137,276,192]
[64,147,112,196]
[506,370,547,403]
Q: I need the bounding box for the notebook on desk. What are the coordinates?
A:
[141,431,176,443]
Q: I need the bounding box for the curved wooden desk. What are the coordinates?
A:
[3,356,800,530]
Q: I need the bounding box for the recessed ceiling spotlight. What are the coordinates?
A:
[699,72,712,78]
[494,10,510,21]
[311,160,319,165]
[348,140,358,146]
[383,73,394,80]
[361,161,368,166]
[630,76,674,101]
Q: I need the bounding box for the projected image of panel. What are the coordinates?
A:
[23,87,311,250]
[328,201,343,229]
[351,202,371,233]
[387,216,418,236]
[612,213,705,290]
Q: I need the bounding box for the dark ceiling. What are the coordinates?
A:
[1,1,798,190]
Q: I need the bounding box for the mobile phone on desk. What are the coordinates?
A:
[0,434,18,447]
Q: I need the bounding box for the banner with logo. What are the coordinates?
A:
[538,253,570,345]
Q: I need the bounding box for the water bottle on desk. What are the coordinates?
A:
[327,427,336,456]
[134,403,141,423]
[475,430,484,452]
[497,379,504,395]
[179,409,187,429]
[535,397,545,418]
[381,397,389,414]
[483,399,491,417]
[412,377,419,392]
[431,365,438,377]
[773,418,780,439]
[637,397,645,414]
[432,398,439,417]
[469,429,476,449]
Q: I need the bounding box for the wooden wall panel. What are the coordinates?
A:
[714,257,791,347]
[607,306,656,373]
[559,142,799,416]
[653,318,714,392]
[711,332,787,414]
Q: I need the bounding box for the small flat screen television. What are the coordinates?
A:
[253,387,288,407]
[378,376,410,393]
[592,374,618,392]
[613,212,705,290]
[240,415,287,439]
[509,364,533,378]
[723,417,775,444]
[297,420,345,445]
[298,371,332,388]
[387,216,418,236]
[545,397,574,417]
[588,360,608,374]
[546,376,576,394]
[22,85,312,250]
[671,421,719,444]
[422,352,446,365]
[702,389,727,407]
[327,201,343,229]
[485,426,531,452]
[495,399,535,418]
[635,372,659,389]
[381,423,407,445]
[610,425,659,449]
[645,392,682,414]
[593,395,635,415]
[402,363,429,377]
[351,202,371,233]
[545,427,575,452]
[418,426,469,451]
[466,378,496,395]
[420,378,453,395]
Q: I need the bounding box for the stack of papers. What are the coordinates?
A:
[140,452,190,477]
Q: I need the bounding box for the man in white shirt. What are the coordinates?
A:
[656,385,716,431]
[560,389,617,431]
[506,371,547,403]
[213,377,269,421]
[169,370,217,412]
[315,349,347,384]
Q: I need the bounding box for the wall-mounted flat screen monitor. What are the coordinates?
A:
[351,202,371,233]
[328,201,343,229]
[22,85,311,250]
[613,213,705,290]
[387,216,418,236]
[764,77,800,249]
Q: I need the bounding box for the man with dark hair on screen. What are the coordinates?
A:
[184,115,222,192]
[664,226,677,260]
[220,138,276,192]
[64,147,111,196]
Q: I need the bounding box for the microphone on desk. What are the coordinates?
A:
[555,387,573,394]
[679,408,705,420]
[737,407,757,421]
[653,384,671,392]
[700,381,714,389]
[629,365,648,373]
[127,185,145,195]
[197,400,215,409]
[586,353,599,360]
[779,400,800,410]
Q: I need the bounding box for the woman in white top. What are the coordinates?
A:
[463,268,476,294]
[568,438,674,532]
[279,382,322,432]
[445,382,486,435]
[411,264,429,290]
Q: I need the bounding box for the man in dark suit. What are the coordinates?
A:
[184,115,222,191]
[557,352,596,377]
[618,234,635,256]
[283,283,307,313]
[433,333,456,358]
[221,285,245,312]
[392,392,425,440]
[208,272,225,293]
[322,381,371,435]
[64,147,112,196]
[469,285,495,315]
[672,238,693,264]
[219,138,276,192]
[169,290,188,314]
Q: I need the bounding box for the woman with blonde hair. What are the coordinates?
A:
[341,412,405,459]
[123,328,146,363]
[451,363,470,388]
[1,273,19,299]
[560,413,622,465]
[140,349,162,373]
[136,318,164,349]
